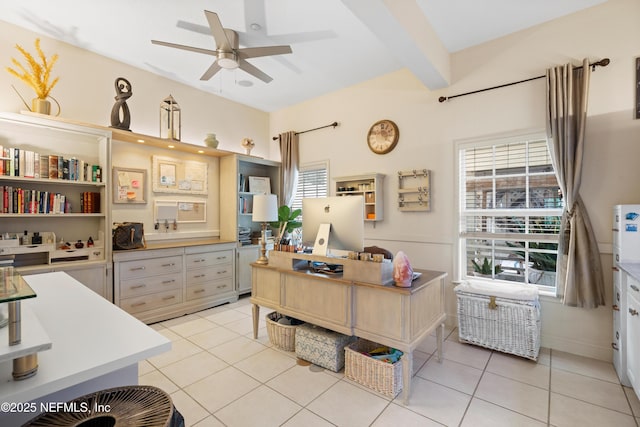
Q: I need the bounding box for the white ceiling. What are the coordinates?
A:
[0,0,607,112]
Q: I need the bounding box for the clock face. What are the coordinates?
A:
[367,120,399,154]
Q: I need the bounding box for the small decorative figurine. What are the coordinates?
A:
[241,138,255,155]
[110,77,132,131]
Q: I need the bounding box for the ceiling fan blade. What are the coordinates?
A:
[204,10,231,50]
[238,59,272,83]
[238,45,292,59]
[200,62,222,81]
[152,40,217,56]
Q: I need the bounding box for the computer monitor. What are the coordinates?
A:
[302,196,364,256]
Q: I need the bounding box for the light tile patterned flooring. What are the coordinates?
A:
[139,296,640,427]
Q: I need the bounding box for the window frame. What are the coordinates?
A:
[455,130,562,295]
[290,160,330,218]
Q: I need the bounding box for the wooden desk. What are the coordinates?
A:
[250,253,446,403]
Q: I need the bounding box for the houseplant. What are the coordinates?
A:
[471,257,503,278]
[270,205,301,248]
[6,38,60,115]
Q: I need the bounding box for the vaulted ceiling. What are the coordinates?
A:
[0,0,607,112]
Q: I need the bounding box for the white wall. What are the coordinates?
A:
[270,0,640,360]
[0,21,271,159]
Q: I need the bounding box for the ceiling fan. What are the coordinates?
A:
[151,10,292,83]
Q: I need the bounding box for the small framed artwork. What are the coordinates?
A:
[248,176,271,194]
[113,167,147,204]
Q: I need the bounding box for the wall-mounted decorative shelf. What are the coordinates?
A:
[398,169,431,212]
[334,173,385,222]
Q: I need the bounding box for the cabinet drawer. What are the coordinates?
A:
[186,250,234,269]
[120,272,183,298]
[119,256,182,280]
[187,278,234,301]
[186,264,233,286]
[120,288,183,314]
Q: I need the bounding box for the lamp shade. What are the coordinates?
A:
[252,194,278,222]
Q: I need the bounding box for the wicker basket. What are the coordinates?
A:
[456,290,541,360]
[265,312,299,351]
[344,339,403,398]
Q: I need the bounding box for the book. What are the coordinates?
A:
[40,155,49,180]
[49,155,58,179]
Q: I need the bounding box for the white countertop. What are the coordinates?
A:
[618,262,640,281]
[0,272,170,404]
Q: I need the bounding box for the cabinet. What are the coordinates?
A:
[334,173,385,222]
[220,154,280,292]
[0,112,111,298]
[113,242,237,324]
[627,275,640,400]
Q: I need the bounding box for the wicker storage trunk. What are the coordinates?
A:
[455,280,541,361]
[344,339,403,397]
[295,323,355,372]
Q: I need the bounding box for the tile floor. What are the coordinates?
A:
[139,296,640,427]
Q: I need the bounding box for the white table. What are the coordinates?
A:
[0,272,171,425]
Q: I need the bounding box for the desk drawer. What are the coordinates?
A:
[187,278,234,300]
[186,264,232,286]
[120,288,183,314]
[120,272,183,298]
[186,250,234,268]
[119,256,182,280]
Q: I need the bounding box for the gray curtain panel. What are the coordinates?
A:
[546,58,605,308]
[278,131,299,207]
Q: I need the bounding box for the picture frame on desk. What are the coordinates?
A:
[113,167,147,204]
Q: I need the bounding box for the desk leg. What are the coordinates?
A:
[252,304,260,339]
[401,351,413,404]
[436,322,444,362]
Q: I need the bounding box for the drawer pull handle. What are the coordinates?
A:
[162,295,176,301]
[631,285,639,292]
[630,308,639,316]
[216,256,227,260]
[131,284,146,290]
[194,259,206,263]
[612,342,619,350]
[613,304,619,311]
[217,284,227,289]
[161,263,175,267]
[130,266,146,271]
[612,266,619,271]
[194,289,205,294]
[194,274,206,278]
[217,270,227,275]
[162,280,175,284]
[131,302,146,307]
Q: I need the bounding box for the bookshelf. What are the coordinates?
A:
[0,112,111,299]
[220,154,280,293]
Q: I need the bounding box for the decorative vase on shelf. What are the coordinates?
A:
[32,98,50,115]
[241,138,255,155]
[204,133,219,148]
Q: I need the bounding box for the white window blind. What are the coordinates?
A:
[291,161,328,216]
[458,136,562,291]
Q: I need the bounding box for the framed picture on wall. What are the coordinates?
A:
[113,167,147,204]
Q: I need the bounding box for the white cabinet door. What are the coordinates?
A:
[628,281,640,399]
[237,246,259,294]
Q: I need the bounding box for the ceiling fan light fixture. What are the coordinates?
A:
[217,51,239,69]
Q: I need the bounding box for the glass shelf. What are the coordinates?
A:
[0,267,37,303]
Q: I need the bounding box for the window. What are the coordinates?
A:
[291,161,329,218]
[457,133,562,292]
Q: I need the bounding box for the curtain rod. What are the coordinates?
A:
[438,58,610,103]
[272,121,339,140]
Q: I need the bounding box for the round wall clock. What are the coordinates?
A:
[367,119,399,154]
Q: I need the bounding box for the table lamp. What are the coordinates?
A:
[252,194,278,265]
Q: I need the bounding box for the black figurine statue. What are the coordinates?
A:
[110,77,132,131]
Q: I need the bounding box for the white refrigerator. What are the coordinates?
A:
[612,204,640,387]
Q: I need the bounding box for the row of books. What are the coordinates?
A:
[1,186,69,214]
[0,187,102,214]
[239,195,253,214]
[0,146,103,182]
